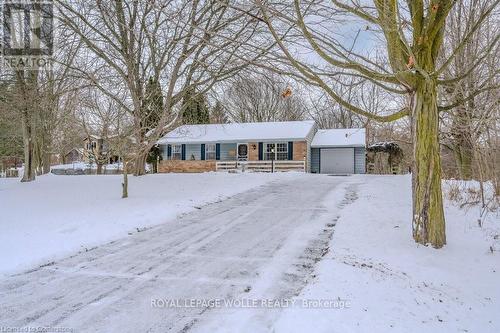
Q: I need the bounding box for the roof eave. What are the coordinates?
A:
[158,137,310,145]
[311,144,366,148]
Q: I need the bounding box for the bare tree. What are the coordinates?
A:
[0,84,24,167]
[252,0,499,248]
[57,0,274,176]
[0,10,83,180]
[75,88,134,197]
[10,69,39,182]
[78,91,119,174]
[223,72,307,122]
[32,41,84,175]
[108,105,134,199]
[440,0,499,180]
[209,100,229,124]
[310,75,388,129]
[51,92,86,165]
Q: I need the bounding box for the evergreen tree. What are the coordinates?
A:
[0,121,23,159]
[210,100,228,124]
[182,88,210,124]
[141,77,163,133]
[141,78,164,173]
[146,144,162,173]
[0,84,23,160]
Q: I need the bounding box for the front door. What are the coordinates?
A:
[237,143,248,161]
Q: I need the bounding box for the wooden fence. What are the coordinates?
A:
[216,160,305,173]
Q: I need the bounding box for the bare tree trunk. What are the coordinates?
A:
[152,159,158,174]
[96,162,103,175]
[133,152,147,176]
[412,79,446,248]
[451,105,474,179]
[122,158,128,199]
[453,143,474,179]
[21,110,36,182]
[35,139,52,175]
[42,150,51,175]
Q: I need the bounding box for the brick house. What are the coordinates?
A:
[156,121,366,174]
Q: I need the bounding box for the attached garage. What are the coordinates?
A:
[320,148,355,174]
[311,129,366,174]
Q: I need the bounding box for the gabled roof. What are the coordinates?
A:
[311,128,366,147]
[157,120,316,144]
[66,148,84,155]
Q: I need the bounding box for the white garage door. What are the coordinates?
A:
[320,148,354,174]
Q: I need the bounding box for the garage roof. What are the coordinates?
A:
[311,128,366,148]
[158,120,316,144]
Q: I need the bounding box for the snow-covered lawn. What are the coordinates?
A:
[0,172,295,275]
[1,173,498,332]
[274,175,500,333]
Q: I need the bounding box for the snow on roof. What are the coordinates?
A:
[85,134,119,140]
[368,141,401,152]
[311,128,366,147]
[66,148,84,155]
[157,121,316,144]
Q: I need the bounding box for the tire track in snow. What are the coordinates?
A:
[0,176,351,333]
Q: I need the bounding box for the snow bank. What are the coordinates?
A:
[274,175,500,333]
[51,162,124,170]
[0,172,295,275]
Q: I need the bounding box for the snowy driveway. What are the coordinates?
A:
[0,175,351,332]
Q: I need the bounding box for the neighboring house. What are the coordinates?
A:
[63,148,83,164]
[83,135,119,164]
[157,121,366,174]
[0,156,22,172]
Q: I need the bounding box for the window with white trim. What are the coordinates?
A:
[206,143,216,160]
[264,143,274,160]
[276,142,288,160]
[264,142,288,160]
[171,144,182,160]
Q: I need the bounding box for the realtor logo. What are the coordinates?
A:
[1,0,54,70]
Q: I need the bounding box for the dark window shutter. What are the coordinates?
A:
[167,145,172,159]
[288,142,293,160]
[181,144,186,160]
[258,142,263,160]
[201,144,205,160]
[215,143,221,160]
